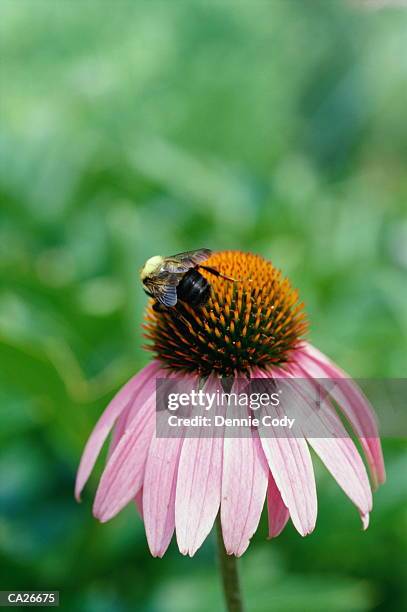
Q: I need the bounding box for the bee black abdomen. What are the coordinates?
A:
[177,269,210,307]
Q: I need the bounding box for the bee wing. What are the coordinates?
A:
[144,273,179,307]
[162,249,212,273]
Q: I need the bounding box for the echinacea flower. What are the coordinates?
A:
[76,251,385,557]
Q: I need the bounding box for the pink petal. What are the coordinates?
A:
[109,365,174,458]
[175,375,224,557]
[144,371,200,556]
[297,342,385,488]
[276,364,372,528]
[108,403,132,458]
[123,368,180,432]
[93,389,156,522]
[134,489,143,518]
[143,432,185,557]
[309,436,372,529]
[220,380,269,557]
[75,360,161,500]
[267,472,290,538]
[254,368,318,537]
[109,364,166,462]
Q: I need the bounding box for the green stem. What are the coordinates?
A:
[216,515,245,612]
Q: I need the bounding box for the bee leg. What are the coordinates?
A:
[198,265,241,282]
[152,302,182,320]
[152,301,168,313]
[151,302,190,330]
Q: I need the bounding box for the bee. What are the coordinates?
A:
[140,248,237,309]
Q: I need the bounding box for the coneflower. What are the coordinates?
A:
[76,251,385,610]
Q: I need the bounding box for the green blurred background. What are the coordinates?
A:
[1,1,406,610]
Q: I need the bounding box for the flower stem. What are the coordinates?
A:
[216,515,244,612]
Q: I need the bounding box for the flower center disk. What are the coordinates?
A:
[143,250,307,377]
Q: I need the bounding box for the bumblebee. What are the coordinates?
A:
[140,249,235,308]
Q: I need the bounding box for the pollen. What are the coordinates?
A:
[143,251,308,377]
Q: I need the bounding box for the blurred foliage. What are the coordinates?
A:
[0,1,406,611]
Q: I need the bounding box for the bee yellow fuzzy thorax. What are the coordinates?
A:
[143,250,308,377]
[140,255,164,281]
